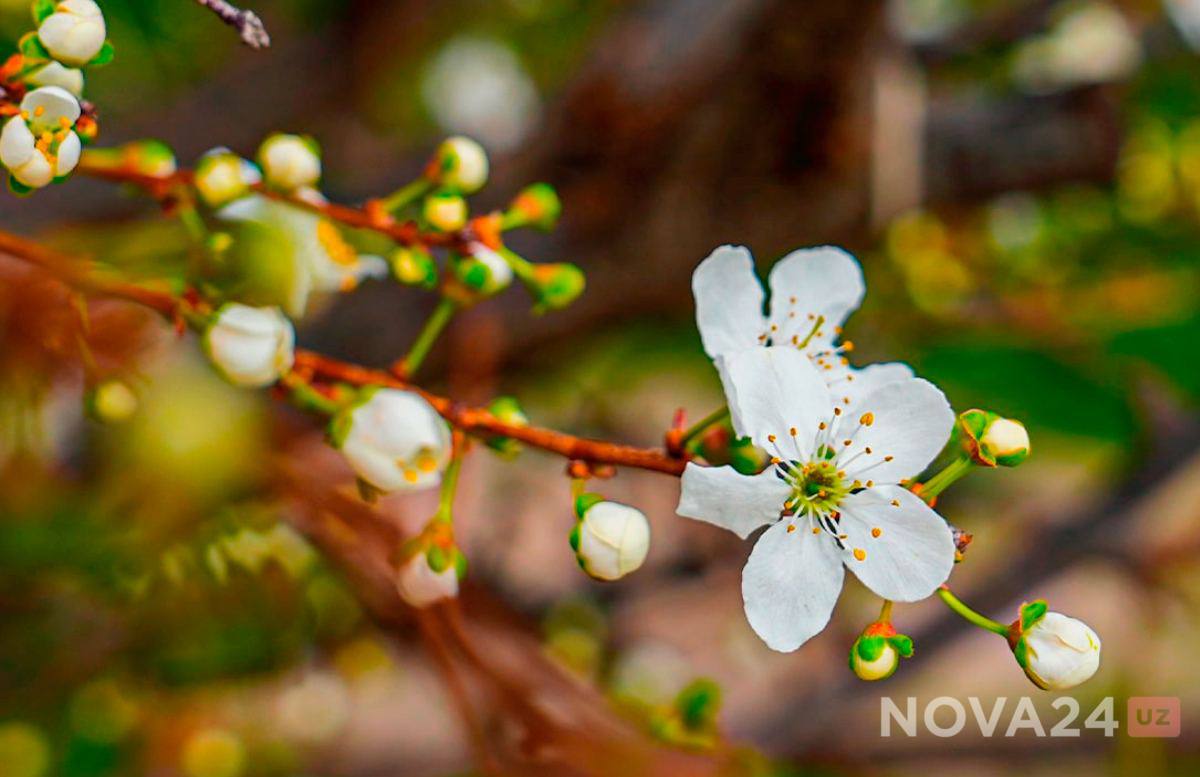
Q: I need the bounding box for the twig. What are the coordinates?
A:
[192,0,271,49]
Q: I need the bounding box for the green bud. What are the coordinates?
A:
[849,623,914,682]
[729,436,769,475]
[505,183,562,231]
[389,246,438,289]
[485,396,528,459]
[427,136,488,193]
[85,379,138,423]
[527,262,585,312]
[675,678,721,732]
[958,409,1030,467]
[453,246,513,296]
[194,148,260,208]
[422,191,468,232]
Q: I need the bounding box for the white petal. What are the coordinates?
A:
[837,486,955,601]
[20,86,81,131]
[720,346,831,458]
[742,519,844,652]
[838,377,954,484]
[693,245,765,359]
[677,463,789,539]
[55,131,81,176]
[0,118,35,169]
[766,246,865,345]
[13,153,53,188]
[847,362,914,395]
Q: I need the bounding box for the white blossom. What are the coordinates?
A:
[194,148,261,208]
[396,550,459,607]
[982,417,1030,462]
[258,134,321,192]
[37,0,106,67]
[26,61,84,97]
[693,245,912,403]
[573,501,651,581]
[1016,611,1101,690]
[430,136,489,193]
[0,86,82,189]
[333,388,451,493]
[677,346,956,652]
[202,303,295,387]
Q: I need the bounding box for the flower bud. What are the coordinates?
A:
[485,395,528,458]
[37,0,106,67]
[258,133,321,192]
[569,496,650,581]
[427,136,488,193]
[1,86,82,189]
[957,408,1030,467]
[202,303,295,387]
[527,262,584,312]
[26,61,83,96]
[1009,600,1101,690]
[194,148,260,208]
[423,191,468,232]
[121,139,176,178]
[849,622,913,682]
[396,526,465,608]
[453,244,513,296]
[329,388,451,493]
[86,379,138,423]
[728,436,769,475]
[505,182,561,231]
[389,246,438,288]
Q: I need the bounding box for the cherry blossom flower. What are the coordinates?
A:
[0,86,82,189]
[677,346,956,651]
[202,303,295,388]
[330,388,451,493]
[692,244,912,401]
[570,499,651,581]
[1009,601,1101,690]
[37,0,106,67]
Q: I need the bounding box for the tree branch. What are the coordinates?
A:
[192,0,271,49]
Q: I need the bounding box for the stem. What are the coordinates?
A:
[919,456,974,502]
[281,374,343,416]
[380,178,432,214]
[878,599,893,624]
[434,448,464,523]
[399,298,457,378]
[680,406,730,448]
[795,314,826,349]
[936,586,1008,636]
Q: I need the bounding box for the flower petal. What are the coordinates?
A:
[847,361,913,396]
[677,463,789,539]
[837,377,954,484]
[720,346,830,458]
[742,519,844,652]
[55,131,81,177]
[837,486,955,602]
[693,245,765,359]
[20,86,80,131]
[766,246,864,347]
[0,118,35,169]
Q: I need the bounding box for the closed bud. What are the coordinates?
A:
[389,246,438,288]
[505,182,561,231]
[37,0,106,67]
[453,244,512,296]
[122,139,176,178]
[194,148,260,208]
[423,191,468,232]
[958,408,1030,467]
[485,395,528,458]
[527,262,585,312]
[26,61,83,96]
[849,621,913,682]
[395,521,465,607]
[329,388,451,493]
[728,435,769,475]
[1009,600,1101,690]
[86,379,138,423]
[427,136,488,193]
[258,133,321,192]
[202,303,295,387]
[569,497,650,581]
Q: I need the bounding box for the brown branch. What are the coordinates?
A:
[0,228,687,476]
[192,0,271,49]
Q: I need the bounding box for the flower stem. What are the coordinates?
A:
[936,586,1008,636]
[918,455,974,502]
[399,298,458,378]
[379,178,432,214]
[434,446,464,523]
[680,406,730,448]
[878,599,894,624]
[280,373,343,416]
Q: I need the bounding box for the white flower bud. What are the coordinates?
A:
[332,388,451,493]
[396,550,459,608]
[455,244,513,295]
[981,417,1030,464]
[87,379,138,423]
[194,148,260,208]
[202,303,295,387]
[1015,610,1101,690]
[430,136,488,193]
[258,134,321,192]
[571,501,650,581]
[423,191,468,232]
[38,0,107,67]
[1,86,82,189]
[26,61,84,97]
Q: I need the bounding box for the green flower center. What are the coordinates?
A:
[781,457,849,517]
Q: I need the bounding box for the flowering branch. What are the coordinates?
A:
[192,0,270,49]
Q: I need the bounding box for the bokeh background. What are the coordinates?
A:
[3,0,1200,775]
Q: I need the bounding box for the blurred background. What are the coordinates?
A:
[3,0,1200,775]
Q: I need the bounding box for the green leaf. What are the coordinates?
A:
[19,31,50,61]
[889,634,914,657]
[574,492,604,519]
[7,174,33,196]
[1013,637,1029,669]
[567,522,581,552]
[87,40,115,67]
[855,635,886,662]
[31,0,55,24]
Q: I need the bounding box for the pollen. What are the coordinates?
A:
[833,407,842,416]
[843,340,855,352]
[871,527,882,538]
[884,455,894,462]
[865,446,872,454]
[786,524,796,534]
[812,526,820,534]
[770,456,781,464]
[843,439,852,446]
[853,548,866,561]
[860,412,874,426]
[790,296,797,304]
[59,116,70,128]
[890,499,900,507]
[789,427,797,436]
[818,422,827,430]
[34,105,45,117]
[403,469,418,483]
[767,434,776,443]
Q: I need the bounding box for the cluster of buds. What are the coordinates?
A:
[569,493,651,581]
[1,0,112,190]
